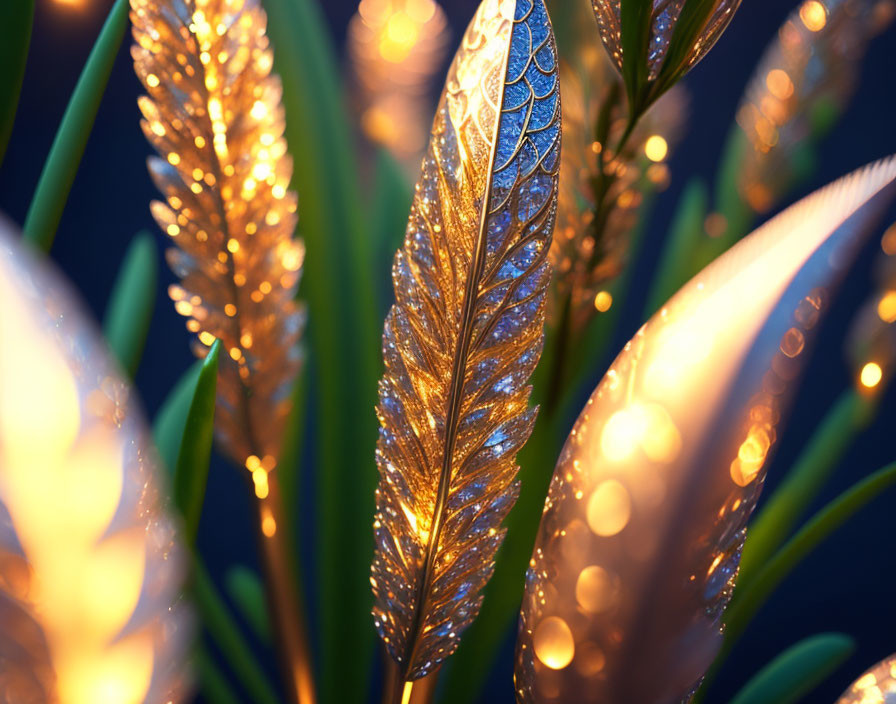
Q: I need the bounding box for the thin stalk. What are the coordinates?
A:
[23,0,129,252]
[383,660,438,704]
[255,472,316,704]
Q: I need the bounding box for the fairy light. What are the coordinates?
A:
[644,135,668,162]
[800,0,828,31]
[594,290,613,312]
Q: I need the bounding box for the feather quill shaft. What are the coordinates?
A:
[515,157,896,703]
[371,0,561,683]
[130,1,311,701]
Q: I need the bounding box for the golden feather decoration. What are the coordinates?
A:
[549,39,686,335]
[130,0,304,475]
[737,0,895,213]
[836,653,896,703]
[348,0,451,167]
[130,2,313,701]
[514,157,896,703]
[0,218,189,704]
[370,0,560,684]
[591,0,742,82]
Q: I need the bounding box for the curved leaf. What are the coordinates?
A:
[728,633,855,704]
[102,231,157,377]
[0,0,33,166]
[225,565,271,644]
[23,0,129,252]
[174,339,220,545]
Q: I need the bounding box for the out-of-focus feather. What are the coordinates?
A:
[836,654,896,703]
[591,0,742,82]
[370,0,560,682]
[737,0,895,213]
[130,0,305,473]
[514,157,896,704]
[0,218,189,704]
[549,33,686,334]
[348,0,451,169]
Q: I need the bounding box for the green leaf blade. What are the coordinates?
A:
[23,0,129,252]
[728,633,855,704]
[153,360,204,475]
[225,566,272,644]
[102,232,158,378]
[0,0,33,166]
[173,340,220,545]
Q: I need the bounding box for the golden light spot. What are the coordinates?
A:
[731,425,772,486]
[586,480,631,537]
[252,469,269,499]
[198,331,216,346]
[167,152,181,166]
[882,224,896,255]
[146,74,160,88]
[250,100,268,120]
[594,290,613,313]
[575,565,618,613]
[601,408,647,462]
[224,304,237,317]
[861,362,883,389]
[765,69,794,100]
[166,224,180,237]
[194,136,206,149]
[227,238,240,253]
[533,617,575,670]
[575,642,606,676]
[261,506,276,537]
[877,291,896,323]
[799,0,828,31]
[644,135,668,162]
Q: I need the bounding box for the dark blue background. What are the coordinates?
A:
[1,0,894,702]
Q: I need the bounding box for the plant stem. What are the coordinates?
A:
[23,0,129,252]
[382,660,439,704]
[255,471,317,704]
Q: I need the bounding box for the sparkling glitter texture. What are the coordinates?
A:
[131,0,305,475]
[348,0,451,166]
[0,221,190,704]
[514,158,896,704]
[837,654,896,704]
[370,0,560,681]
[591,0,742,82]
[549,23,686,335]
[737,0,895,213]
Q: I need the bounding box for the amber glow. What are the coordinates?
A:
[799,0,828,31]
[860,362,883,389]
[644,135,669,162]
[836,654,896,703]
[594,290,613,312]
[533,617,575,670]
[878,291,896,322]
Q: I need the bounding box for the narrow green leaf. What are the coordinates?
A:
[225,566,272,644]
[153,360,204,475]
[739,391,872,590]
[645,177,708,317]
[725,461,896,653]
[173,340,220,545]
[263,0,381,699]
[195,647,242,704]
[619,0,653,114]
[22,0,129,252]
[193,559,280,704]
[655,0,718,97]
[276,367,307,546]
[102,232,157,378]
[0,0,33,166]
[728,633,855,704]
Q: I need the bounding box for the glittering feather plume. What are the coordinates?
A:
[370,0,560,682]
[736,0,895,213]
[836,654,896,703]
[515,157,896,703]
[130,0,304,474]
[0,218,189,704]
[549,12,686,335]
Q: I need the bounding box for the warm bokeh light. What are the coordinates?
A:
[644,135,669,162]
[0,222,188,703]
[515,159,896,703]
[800,0,828,31]
[860,361,883,388]
[878,291,896,323]
[594,290,613,312]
